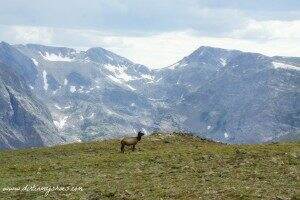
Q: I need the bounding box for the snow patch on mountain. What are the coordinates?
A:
[106,55,114,61]
[141,74,154,80]
[155,77,163,83]
[107,75,136,91]
[70,86,76,93]
[31,58,39,66]
[42,70,48,90]
[181,63,188,67]
[104,64,137,90]
[116,71,134,82]
[64,105,71,109]
[41,52,74,62]
[224,132,229,138]
[141,73,155,84]
[220,58,227,66]
[104,64,134,82]
[80,57,91,63]
[272,62,299,71]
[55,104,62,110]
[54,116,68,129]
[107,74,123,84]
[126,84,136,91]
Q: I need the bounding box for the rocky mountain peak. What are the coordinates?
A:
[0,42,38,84]
[0,42,298,149]
[86,47,130,65]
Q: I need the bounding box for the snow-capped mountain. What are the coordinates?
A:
[14,43,156,142]
[153,46,299,143]
[0,42,299,149]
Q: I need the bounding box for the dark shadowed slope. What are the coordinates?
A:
[0,61,64,149]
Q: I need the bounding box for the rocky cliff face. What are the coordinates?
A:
[0,60,64,149]
[0,42,298,148]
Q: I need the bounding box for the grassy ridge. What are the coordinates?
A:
[0,133,299,200]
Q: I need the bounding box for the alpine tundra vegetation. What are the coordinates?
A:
[0,133,298,199]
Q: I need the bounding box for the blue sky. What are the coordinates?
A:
[0,0,299,68]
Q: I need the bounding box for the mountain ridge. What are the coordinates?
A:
[0,41,299,149]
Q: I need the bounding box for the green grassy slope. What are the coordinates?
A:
[0,133,299,200]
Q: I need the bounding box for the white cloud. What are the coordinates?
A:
[0,23,299,69]
[2,25,54,44]
[111,31,200,68]
[105,29,300,68]
[231,20,300,40]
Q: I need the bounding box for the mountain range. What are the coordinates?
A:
[0,41,299,149]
